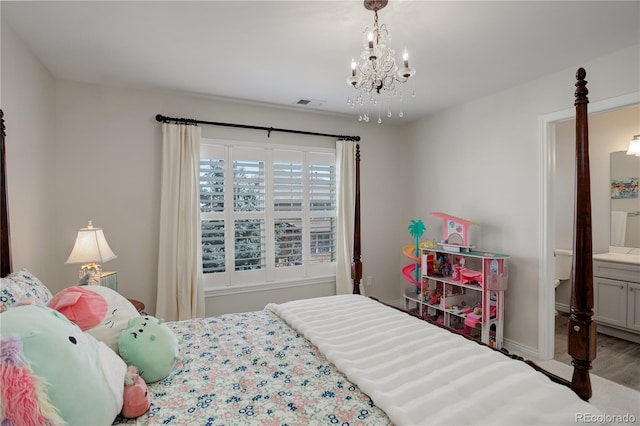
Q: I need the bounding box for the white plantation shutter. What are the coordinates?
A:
[200,158,225,213]
[201,219,225,273]
[200,145,227,282]
[308,152,336,269]
[273,160,303,212]
[234,218,266,271]
[274,218,303,267]
[310,217,336,263]
[233,157,265,212]
[200,140,336,287]
[309,164,336,212]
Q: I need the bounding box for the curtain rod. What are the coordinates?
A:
[155,114,360,142]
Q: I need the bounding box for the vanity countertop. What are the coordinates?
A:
[593,247,640,265]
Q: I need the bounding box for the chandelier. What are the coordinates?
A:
[346,0,416,123]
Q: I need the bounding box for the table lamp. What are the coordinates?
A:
[65,220,117,284]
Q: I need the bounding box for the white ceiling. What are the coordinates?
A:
[2,1,639,124]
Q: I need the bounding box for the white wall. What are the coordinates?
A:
[1,21,57,285]
[403,46,640,352]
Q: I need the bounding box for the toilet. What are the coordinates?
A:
[554,248,573,287]
[554,248,573,314]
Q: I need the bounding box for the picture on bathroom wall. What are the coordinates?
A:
[611,177,638,199]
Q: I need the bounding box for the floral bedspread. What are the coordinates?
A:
[113,310,391,425]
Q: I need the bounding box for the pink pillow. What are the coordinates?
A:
[48,286,108,331]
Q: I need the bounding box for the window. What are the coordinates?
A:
[200,140,336,288]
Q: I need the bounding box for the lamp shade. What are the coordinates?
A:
[627,135,640,156]
[65,221,117,264]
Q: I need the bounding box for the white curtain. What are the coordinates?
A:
[156,122,205,321]
[336,140,364,295]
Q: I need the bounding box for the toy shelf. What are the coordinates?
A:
[403,247,508,349]
[423,274,484,291]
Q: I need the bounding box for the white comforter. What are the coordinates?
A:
[266,294,605,426]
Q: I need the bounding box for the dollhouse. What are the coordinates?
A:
[430,212,480,252]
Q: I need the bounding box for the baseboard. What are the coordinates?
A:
[555,302,570,313]
[502,338,541,360]
[597,323,640,344]
[385,298,404,309]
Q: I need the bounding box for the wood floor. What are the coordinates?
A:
[554,312,640,391]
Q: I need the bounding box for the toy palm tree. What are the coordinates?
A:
[408,219,426,284]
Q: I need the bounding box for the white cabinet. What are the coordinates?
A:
[403,247,508,349]
[627,282,640,332]
[594,276,628,328]
[593,259,640,342]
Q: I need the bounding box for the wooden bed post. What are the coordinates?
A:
[352,143,362,294]
[0,109,11,277]
[568,68,596,401]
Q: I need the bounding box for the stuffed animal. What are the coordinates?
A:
[48,286,179,384]
[0,304,150,425]
[122,366,151,418]
[48,285,140,353]
[119,315,179,383]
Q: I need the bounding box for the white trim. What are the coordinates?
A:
[386,298,405,309]
[538,111,560,360]
[204,275,335,297]
[200,139,337,288]
[503,337,539,361]
[538,91,640,360]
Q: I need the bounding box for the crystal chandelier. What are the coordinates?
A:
[346,0,416,123]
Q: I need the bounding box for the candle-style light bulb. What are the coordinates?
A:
[368,32,374,49]
[351,59,357,77]
[403,49,409,68]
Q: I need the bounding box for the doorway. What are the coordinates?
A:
[538,92,640,360]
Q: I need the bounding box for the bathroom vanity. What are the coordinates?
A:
[592,151,640,343]
[593,249,640,344]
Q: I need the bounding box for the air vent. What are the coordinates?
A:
[294,98,325,107]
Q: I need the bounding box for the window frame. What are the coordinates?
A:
[200,138,337,290]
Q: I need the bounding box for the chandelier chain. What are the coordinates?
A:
[373,11,380,45]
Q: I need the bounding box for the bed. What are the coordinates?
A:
[1,69,604,425]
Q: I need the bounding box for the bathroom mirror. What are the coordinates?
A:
[610,150,640,248]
